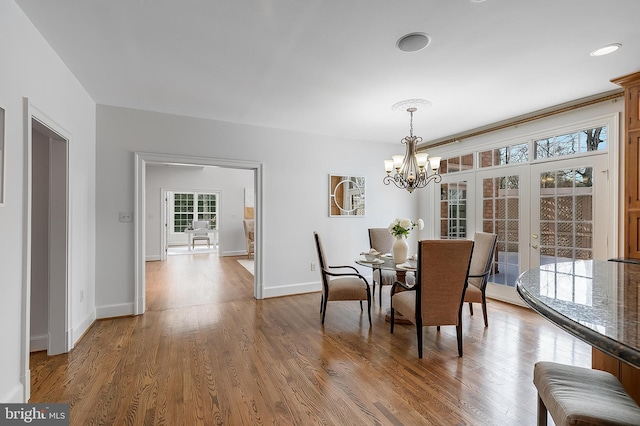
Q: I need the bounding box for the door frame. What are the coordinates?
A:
[21,98,72,401]
[161,188,222,259]
[134,152,264,315]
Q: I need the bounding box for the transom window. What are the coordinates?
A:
[480,142,528,168]
[535,126,607,159]
[439,154,473,174]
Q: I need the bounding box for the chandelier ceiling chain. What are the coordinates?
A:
[383,102,442,193]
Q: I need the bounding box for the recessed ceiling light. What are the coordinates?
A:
[590,43,621,56]
[396,32,431,53]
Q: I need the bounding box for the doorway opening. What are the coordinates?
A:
[29,118,70,356]
[134,152,263,315]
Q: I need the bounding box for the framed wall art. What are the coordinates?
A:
[329,174,365,217]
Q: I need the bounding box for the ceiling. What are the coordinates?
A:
[15,0,640,145]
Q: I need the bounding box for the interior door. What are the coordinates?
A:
[529,155,609,268]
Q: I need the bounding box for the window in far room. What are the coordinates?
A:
[171,191,218,233]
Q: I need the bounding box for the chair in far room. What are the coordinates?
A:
[243,219,255,259]
[191,220,210,249]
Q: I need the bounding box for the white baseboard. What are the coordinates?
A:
[486,283,527,307]
[1,382,25,403]
[146,254,161,261]
[262,281,321,298]
[96,302,135,319]
[30,334,48,352]
[72,310,96,346]
[220,250,246,257]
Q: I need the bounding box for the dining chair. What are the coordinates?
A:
[390,239,474,358]
[368,228,396,306]
[368,228,416,306]
[314,232,372,326]
[464,232,498,327]
[191,220,211,248]
[243,219,255,259]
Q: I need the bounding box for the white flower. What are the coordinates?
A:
[388,217,423,238]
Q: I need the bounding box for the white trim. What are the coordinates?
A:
[1,383,24,404]
[134,152,264,315]
[21,98,73,402]
[262,281,321,299]
[96,302,135,318]
[29,334,48,352]
[72,312,96,345]
[486,284,527,307]
[0,105,5,206]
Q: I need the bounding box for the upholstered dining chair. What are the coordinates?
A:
[191,220,210,248]
[243,219,255,259]
[368,228,416,306]
[390,239,474,358]
[314,232,372,326]
[464,232,498,327]
[368,228,395,306]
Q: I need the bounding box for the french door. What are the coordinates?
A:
[529,155,609,269]
[460,154,609,304]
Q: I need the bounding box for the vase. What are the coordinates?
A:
[392,235,409,264]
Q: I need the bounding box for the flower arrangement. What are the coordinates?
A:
[388,217,424,238]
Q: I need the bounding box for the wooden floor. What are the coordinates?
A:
[30,253,591,425]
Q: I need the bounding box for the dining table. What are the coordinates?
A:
[516,259,640,403]
[355,255,416,323]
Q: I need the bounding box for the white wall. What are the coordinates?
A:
[0,1,96,403]
[145,165,254,258]
[96,105,420,308]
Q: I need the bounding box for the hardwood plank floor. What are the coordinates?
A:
[30,253,590,425]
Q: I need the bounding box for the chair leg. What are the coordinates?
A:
[390,307,395,333]
[537,394,548,426]
[320,295,324,313]
[359,300,363,311]
[378,270,383,307]
[457,307,464,356]
[322,296,328,324]
[366,290,372,327]
[468,302,474,315]
[416,317,423,359]
[482,295,488,327]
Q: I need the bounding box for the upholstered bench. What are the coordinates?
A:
[533,361,640,425]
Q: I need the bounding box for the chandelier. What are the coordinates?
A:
[383,100,442,193]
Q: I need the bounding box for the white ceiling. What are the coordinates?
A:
[16,0,640,145]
